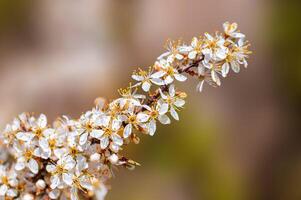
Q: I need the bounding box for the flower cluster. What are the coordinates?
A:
[0,22,251,200]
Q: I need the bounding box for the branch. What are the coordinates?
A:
[0,22,251,200]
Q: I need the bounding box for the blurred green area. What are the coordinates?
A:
[0,1,30,34]
[109,103,248,200]
[271,0,301,101]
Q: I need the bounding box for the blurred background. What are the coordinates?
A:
[0,0,300,199]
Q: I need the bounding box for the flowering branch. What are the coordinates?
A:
[0,22,251,200]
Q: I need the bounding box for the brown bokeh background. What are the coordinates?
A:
[0,0,300,200]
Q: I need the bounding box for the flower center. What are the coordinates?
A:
[24,150,33,160]
[150,110,158,119]
[1,176,8,185]
[166,97,173,104]
[69,147,78,156]
[35,129,43,138]
[166,66,174,76]
[56,165,65,174]
[49,139,56,149]
[128,115,136,124]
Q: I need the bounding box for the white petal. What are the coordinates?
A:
[39,138,50,151]
[174,74,187,82]
[99,116,110,127]
[46,164,56,173]
[6,189,17,197]
[148,120,156,136]
[54,148,67,159]
[76,155,88,170]
[204,32,214,40]
[159,103,169,115]
[131,74,144,81]
[110,143,120,153]
[175,53,184,60]
[70,187,78,200]
[79,179,93,191]
[188,51,197,59]
[100,136,109,149]
[28,158,39,174]
[231,61,240,73]
[123,124,132,139]
[151,71,166,79]
[38,114,47,128]
[111,133,123,146]
[169,84,176,97]
[64,156,76,170]
[15,158,26,171]
[62,173,73,186]
[197,80,205,92]
[16,132,34,142]
[43,128,55,138]
[137,113,149,123]
[142,105,152,111]
[158,115,171,125]
[112,119,121,131]
[142,81,151,92]
[231,32,245,38]
[170,107,179,120]
[221,62,230,77]
[174,99,185,107]
[150,78,165,86]
[191,37,198,47]
[79,132,88,145]
[49,189,60,199]
[211,70,217,83]
[223,21,230,32]
[0,184,8,196]
[50,175,60,189]
[90,129,104,139]
[164,76,174,85]
[108,154,119,164]
[90,153,100,162]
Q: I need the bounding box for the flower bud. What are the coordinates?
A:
[108,154,118,164]
[36,179,46,190]
[90,153,101,162]
[22,193,34,200]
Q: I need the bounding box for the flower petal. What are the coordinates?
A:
[170,107,179,121]
[90,129,104,139]
[188,51,197,59]
[100,136,109,149]
[37,114,47,128]
[28,158,39,174]
[0,184,8,196]
[151,71,166,79]
[79,132,88,145]
[137,113,149,123]
[50,175,60,189]
[174,99,185,107]
[111,133,123,146]
[123,124,132,139]
[231,61,240,73]
[158,115,171,125]
[174,74,187,82]
[148,120,156,136]
[142,81,151,92]
[62,173,73,186]
[159,103,169,115]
